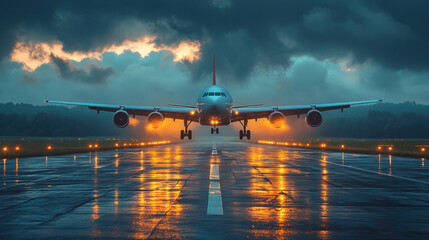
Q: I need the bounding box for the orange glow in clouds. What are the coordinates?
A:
[10,35,201,72]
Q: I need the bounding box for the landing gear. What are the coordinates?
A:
[239,119,251,140]
[180,120,192,140]
[211,126,219,134]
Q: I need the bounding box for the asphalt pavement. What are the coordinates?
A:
[1,140,429,239]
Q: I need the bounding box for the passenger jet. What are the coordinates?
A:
[45,53,383,140]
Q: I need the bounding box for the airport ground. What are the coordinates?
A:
[1,139,429,239]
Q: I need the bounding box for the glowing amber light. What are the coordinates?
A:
[388,147,393,151]
[3,147,8,151]
[378,146,382,150]
[422,148,426,152]
[190,110,195,115]
[115,143,119,147]
[321,144,326,147]
[47,146,52,150]
[89,144,93,148]
[15,146,20,151]
[123,143,127,146]
[211,120,214,125]
[234,111,239,115]
[141,143,145,146]
[94,144,98,148]
[341,145,345,148]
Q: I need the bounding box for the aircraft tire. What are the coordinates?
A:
[211,128,214,134]
[216,128,219,134]
[180,130,185,140]
[188,130,192,140]
[239,130,243,140]
[246,130,251,140]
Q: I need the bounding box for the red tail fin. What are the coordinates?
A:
[213,52,216,85]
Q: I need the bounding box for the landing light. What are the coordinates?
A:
[234,111,239,115]
[388,147,393,151]
[422,148,426,152]
[378,146,382,150]
[94,144,98,148]
[341,145,345,149]
[89,144,93,148]
[47,146,52,150]
[3,147,8,151]
[115,143,119,147]
[190,110,195,115]
[15,146,20,151]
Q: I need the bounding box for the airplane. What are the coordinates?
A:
[45,53,383,140]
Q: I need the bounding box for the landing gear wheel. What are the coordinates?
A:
[211,128,214,134]
[216,128,219,134]
[239,130,244,140]
[188,130,192,140]
[180,130,185,140]
[246,130,251,140]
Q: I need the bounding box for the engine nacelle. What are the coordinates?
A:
[306,110,323,127]
[148,111,164,128]
[113,110,129,128]
[268,111,285,128]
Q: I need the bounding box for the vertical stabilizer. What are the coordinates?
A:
[213,53,216,85]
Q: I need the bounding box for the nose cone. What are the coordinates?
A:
[204,103,223,116]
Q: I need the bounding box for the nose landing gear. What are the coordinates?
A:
[211,126,219,134]
[239,119,251,140]
[180,119,192,140]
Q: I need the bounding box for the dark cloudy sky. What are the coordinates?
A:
[1,0,428,107]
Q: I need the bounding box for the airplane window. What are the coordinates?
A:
[221,93,226,97]
[215,92,221,96]
[203,93,208,97]
[208,92,215,96]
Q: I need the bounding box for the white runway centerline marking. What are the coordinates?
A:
[210,164,220,180]
[207,147,223,216]
[207,181,223,215]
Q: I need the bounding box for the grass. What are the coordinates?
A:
[0,137,172,159]
[257,138,429,159]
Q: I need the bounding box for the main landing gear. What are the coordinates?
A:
[239,119,251,140]
[180,119,192,140]
[211,126,219,134]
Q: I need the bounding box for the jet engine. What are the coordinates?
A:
[148,111,164,128]
[113,110,129,128]
[306,110,323,127]
[268,111,285,128]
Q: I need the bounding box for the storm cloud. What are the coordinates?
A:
[50,54,114,84]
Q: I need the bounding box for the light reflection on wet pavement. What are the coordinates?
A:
[1,141,429,239]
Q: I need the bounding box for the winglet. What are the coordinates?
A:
[213,52,216,85]
[43,91,49,103]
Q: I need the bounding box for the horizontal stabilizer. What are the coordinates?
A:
[168,104,196,108]
[233,104,264,109]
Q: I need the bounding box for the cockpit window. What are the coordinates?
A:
[203,92,227,97]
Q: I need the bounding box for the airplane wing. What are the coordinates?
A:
[45,100,199,121]
[231,99,383,122]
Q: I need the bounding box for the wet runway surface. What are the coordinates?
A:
[2,141,429,239]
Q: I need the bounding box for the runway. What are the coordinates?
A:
[1,140,429,239]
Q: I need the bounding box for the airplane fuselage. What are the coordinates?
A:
[196,85,233,126]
